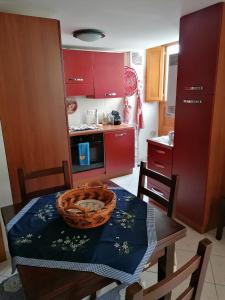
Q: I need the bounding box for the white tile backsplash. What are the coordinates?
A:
[67,96,124,127]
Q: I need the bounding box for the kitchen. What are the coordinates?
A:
[0,0,225,299]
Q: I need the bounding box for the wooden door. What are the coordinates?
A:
[173,94,213,231]
[177,3,223,95]
[93,52,124,98]
[0,13,71,203]
[104,129,134,175]
[63,50,94,96]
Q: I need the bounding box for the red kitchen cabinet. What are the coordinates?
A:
[173,3,225,233]
[62,49,94,96]
[147,140,173,200]
[104,128,134,175]
[173,94,213,228]
[177,3,223,95]
[92,52,125,98]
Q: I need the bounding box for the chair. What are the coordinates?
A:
[126,238,212,300]
[137,161,177,218]
[137,161,178,277]
[216,197,225,240]
[17,160,71,203]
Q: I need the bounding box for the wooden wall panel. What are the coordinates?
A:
[0,13,70,203]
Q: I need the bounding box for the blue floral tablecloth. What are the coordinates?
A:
[7,187,156,284]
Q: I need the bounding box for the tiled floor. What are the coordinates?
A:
[112,167,225,300]
[1,167,225,299]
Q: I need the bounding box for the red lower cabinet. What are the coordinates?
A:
[147,140,173,201]
[104,129,135,175]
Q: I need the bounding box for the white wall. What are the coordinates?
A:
[0,122,13,258]
[124,51,158,162]
[67,97,123,126]
[0,123,12,208]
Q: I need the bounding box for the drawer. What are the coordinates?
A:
[148,143,172,164]
[148,160,172,177]
[147,178,170,200]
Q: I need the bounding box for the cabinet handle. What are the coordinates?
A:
[185,86,203,91]
[68,77,84,82]
[153,162,165,169]
[154,149,166,155]
[105,92,117,97]
[183,99,203,104]
[150,187,164,197]
[115,133,127,137]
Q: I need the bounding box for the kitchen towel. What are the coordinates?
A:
[78,142,90,165]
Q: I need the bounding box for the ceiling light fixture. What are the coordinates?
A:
[73,29,105,42]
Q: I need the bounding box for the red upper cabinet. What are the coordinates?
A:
[92,52,125,98]
[177,3,223,95]
[62,49,94,96]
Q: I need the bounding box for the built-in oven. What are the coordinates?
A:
[70,133,104,173]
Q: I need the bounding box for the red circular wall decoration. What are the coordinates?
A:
[124,66,138,97]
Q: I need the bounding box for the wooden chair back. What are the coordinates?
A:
[18,160,71,203]
[137,161,177,217]
[126,238,212,300]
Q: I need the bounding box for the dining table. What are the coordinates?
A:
[1,181,186,300]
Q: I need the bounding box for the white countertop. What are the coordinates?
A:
[150,135,174,147]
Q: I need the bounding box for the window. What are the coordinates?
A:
[164,44,179,115]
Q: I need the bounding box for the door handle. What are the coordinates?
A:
[154,149,166,155]
[115,133,127,137]
[68,77,84,82]
[184,86,203,91]
[105,92,117,97]
[153,162,165,169]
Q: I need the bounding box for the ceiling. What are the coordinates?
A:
[0,0,222,51]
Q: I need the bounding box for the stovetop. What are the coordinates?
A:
[69,124,99,132]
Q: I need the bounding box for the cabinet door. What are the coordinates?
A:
[0,13,70,203]
[173,94,213,229]
[104,129,134,174]
[93,52,125,98]
[177,3,223,95]
[63,49,94,96]
[146,46,165,101]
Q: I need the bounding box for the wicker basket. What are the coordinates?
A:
[56,186,116,229]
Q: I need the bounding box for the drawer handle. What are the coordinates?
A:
[105,92,117,97]
[153,162,165,169]
[68,77,84,82]
[115,133,127,137]
[154,149,166,155]
[150,187,164,197]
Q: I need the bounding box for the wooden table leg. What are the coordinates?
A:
[158,244,175,300]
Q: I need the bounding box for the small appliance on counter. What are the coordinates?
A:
[86,109,98,125]
[108,110,121,125]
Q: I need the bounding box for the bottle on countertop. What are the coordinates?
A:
[102,112,108,125]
